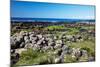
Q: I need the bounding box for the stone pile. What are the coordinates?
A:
[11,31,89,64]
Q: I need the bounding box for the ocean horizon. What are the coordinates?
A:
[11,17,95,23]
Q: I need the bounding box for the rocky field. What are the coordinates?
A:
[11,22,95,66]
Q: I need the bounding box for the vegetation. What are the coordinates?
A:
[15,48,50,66]
[11,22,95,66]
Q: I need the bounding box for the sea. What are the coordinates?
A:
[11,17,95,23]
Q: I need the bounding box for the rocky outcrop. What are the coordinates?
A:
[11,31,91,65]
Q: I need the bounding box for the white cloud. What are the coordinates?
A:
[16,0,95,5]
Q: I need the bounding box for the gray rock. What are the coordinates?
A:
[24,36,29,41]
[33,36,38,41]
[71,48,81,58]
[25,39,30,44]
[15,48,27,54]
[11,49,15,54]
[20,42,25,48]
[10,37,16,46]
[81,50,88,56]
[11,53,20,64]
[88,57,95,61]
[31,40,36,44]
[19,31,27,36]
[59,54,64,63]
[54,57,61,63]
[37,40,42,45]
[71,36,76,42]
[66,35,72,41]
[25,43,33,48]
[33,44,41,50]
[29,31,34,35]
[48,41,55,47]
[55,40,63,49]
[29,36,34,41]
[42,46,51,52]
[11,37,21,49]
[56,40,62,44]
[25,32,29,36]
[62,45,68,51]
[37,34,43,39]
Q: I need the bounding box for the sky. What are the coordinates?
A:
[11,0,95,19]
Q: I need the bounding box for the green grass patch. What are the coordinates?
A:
[15,49,50,66]
[68,41,95,57]
[44,25,66,30]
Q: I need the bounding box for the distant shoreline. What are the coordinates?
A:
[11,17,95,23]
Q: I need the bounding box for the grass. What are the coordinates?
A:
[15,48,50,66]
[81,26,95,30]
[68,40,95,57]
[11,24,95,66]
[44,25,66,30]
[14,40,95,66]
[64,55,77,63]
[14,49,56,66]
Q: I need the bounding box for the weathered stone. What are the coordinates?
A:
[11,53,20,64]
[30,37,34,41]
[25,43,33,48]
[37,40,42,45]
[54,57,61,63]
[66,35,73,41]
[19,31,27,36]
[15,48,27,54]
[24,36,29,41]
[11,49,15,54]
[29,31,34,35]
[31,40,36,44]
[20,42,25,48]
[25,39,30,44]
[71,48,82,58]
[33,44,41,50]
[10,37,16,44]
[37,34,43,39]
[42,46,51,52]
[81,50,88,56]
[88,56,95,61]
[62,45,68,51]
[11,39,21,49]
[11,53,19,59]
[55,40,63,49]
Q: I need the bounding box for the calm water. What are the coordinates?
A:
[11,17,95,22]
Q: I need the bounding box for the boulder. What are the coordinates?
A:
[48,41,55,47]
[88,56,95,61]
[11,53,20,65]
[11,49,15,54]
[15,48,27,54]
[62,45,68,51]
[37,34,43,39]
[20,42,25,48]
[11,39,21,49]
[81,50,88,57]
[33,44,41,50]
[71,48,82,58]
[29,31,34,35]
[25,39,30,44]
[54,57,61,63]
[55,40,63,49]
[31,40,36,44]
[25,43,33,48]
[19,31,27,36]
[24,36,29,41]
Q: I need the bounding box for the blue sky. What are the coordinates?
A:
[11,1,95,19]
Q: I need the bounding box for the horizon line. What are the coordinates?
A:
[11,17,95,20]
